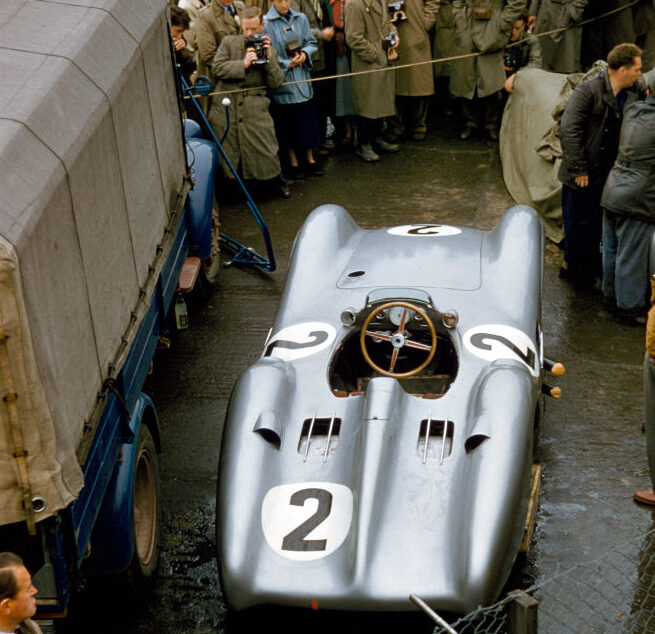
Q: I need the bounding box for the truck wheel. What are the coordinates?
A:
[126,423,161,596]
[198,199,221,295]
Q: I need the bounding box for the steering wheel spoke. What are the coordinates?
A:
[359,301,437,378]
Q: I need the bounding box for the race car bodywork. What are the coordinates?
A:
[217,203,545,614]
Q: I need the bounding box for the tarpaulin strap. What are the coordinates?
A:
[102,378,135,444]
[0,329,36,535]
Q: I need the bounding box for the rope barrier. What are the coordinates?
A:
[182,0,642,100]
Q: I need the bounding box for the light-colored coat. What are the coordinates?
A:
[195,0,246,79]
[433,0,456,78]
[528,0,587,73]
[345,0,396,118]
[395,0,440,96]
[265,6,318,103]
[209,35,285,180]
[449,0,526,99]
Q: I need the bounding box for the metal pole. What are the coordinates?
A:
[409,594,459,634]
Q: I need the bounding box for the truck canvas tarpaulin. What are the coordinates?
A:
[0,0,187,526]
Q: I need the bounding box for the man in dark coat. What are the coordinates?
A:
[558,43,645,288]
[600,68,655,324]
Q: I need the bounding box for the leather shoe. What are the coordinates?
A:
[356,143,380,162]
[459,127,473,140]
[374,136,400,153]
[487,127,499,141]
[277,183,291,198]
[635,488,655,505]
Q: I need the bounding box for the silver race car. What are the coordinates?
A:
[217,203,557,614]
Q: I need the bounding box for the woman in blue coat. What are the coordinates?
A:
[265,0,322,178]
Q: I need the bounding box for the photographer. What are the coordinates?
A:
[345,0,400,162]
[209,7,291,198]
[503,14,542,95]
[265,0,323,178]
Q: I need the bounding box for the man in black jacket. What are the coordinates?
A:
[558,43,644,288]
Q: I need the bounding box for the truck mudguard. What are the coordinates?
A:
[83,394,160,575]
[185,138,219,261]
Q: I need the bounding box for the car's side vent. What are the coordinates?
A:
[298,413,341,462]
[417,417,453,464]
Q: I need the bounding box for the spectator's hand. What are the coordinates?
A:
[322,26,335,41]
[527,14,536,32]
[173,37,187,52]
[289,51,307,67]
[264,34,273,58]
[244,49,258,68]
[504,73,516,93]
[575,174,589,188]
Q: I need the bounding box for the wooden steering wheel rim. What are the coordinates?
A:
[359,301,437,378]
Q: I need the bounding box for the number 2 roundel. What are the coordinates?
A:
[463,324,539,377]
[261,482,353,561]
[387,224,461,237]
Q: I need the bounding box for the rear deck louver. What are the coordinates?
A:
[298,414,341,462]
[417,417,453,464]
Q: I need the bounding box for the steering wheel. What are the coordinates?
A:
[360,301,437,378]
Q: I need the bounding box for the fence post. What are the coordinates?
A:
[506,590,538,634]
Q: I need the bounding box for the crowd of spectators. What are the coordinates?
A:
[168,0,653,190]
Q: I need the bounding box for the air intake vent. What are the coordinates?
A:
[417,417,453,464]
[298,414,341,462]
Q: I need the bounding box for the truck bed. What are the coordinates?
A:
[0,0,187,526]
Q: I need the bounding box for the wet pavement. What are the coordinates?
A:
[114,113,655,633]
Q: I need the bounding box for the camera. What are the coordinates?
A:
[503,47,521,73]
[245,33,268,65]
[382,29,398,50]
[285,39,302,59]
[388,0,407,24]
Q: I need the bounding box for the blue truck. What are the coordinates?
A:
[0,0,218,618]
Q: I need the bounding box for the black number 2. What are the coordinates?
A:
[470,332,536,369]
[281,488,333,552]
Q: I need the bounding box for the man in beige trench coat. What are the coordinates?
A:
[450,0,525,140]
[345,0,401,161]
[209,7,291,197]
[390,0,440,140]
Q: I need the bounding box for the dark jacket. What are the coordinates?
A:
[558,70,646,193]
[601,97,655,222]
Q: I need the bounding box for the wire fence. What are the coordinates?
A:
[432,526,655,634]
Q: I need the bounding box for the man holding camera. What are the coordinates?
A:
[345,0,401,161]
[209,6,291,197]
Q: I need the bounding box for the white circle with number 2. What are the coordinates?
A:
[261,482,353,561]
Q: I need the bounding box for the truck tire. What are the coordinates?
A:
[126,423,161,597]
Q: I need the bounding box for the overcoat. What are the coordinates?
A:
[195,0,246,78]
[528,0,587,73]
[601,97,655,222]
[295,0,329,72]
[395,0,440,96]
[264,5,318,103]
[344,0,396,118]
[209,35,285,180]
[449,0,525,99]
[432,0,455,78]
